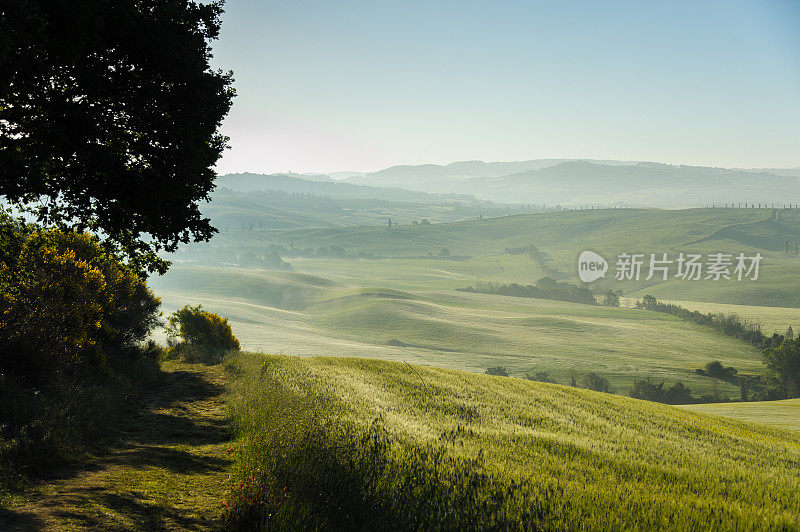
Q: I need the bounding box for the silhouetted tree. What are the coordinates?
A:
[0,0,235,274]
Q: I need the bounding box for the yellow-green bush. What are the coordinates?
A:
[0,213,161,378]
[166,305,239,363]
[0,213,164,484]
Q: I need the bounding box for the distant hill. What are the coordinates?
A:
[346,159,640,189]
[341,159,800,207]
[207,174,540,232]
[216,172,475,202]
[475,161,800,206]
[346,159,574,188]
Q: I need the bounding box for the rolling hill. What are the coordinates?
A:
[188,207,800,307]
[226,354,800,529]
[680,398,800,432]
[150,264,763,396]
[342,159,800,208]
[216,172,475,201]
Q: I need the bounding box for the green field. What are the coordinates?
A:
[178,207,800,307]
[680,399,800,432]
[153,207,800,402]
[225,354,800,530]
[151,264,762,397]
[621,298,800,335]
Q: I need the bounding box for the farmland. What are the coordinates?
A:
[224,354,800,530]
[680,398,800,432]
[151,207,800,398]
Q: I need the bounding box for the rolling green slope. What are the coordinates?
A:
[191,207,800,307]
[680,399,800,432]
[624,298,800,335]
[151,265,761,396]
[226,354,800,529]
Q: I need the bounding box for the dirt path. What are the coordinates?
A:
[0,363,233,531]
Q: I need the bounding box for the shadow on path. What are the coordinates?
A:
[1,364,232,531]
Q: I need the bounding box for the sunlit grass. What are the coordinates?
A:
[224,353,800,530]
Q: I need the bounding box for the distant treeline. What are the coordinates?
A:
[636,295,784,349]
[238,252,292,271]
[503,245,561,279]
[630,380,716,405]
[270,244,376,260]
[459,279,596,305]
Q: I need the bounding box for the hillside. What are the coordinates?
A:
[226,354,800,529]
[345,158,638,188]
[680,398,800,432]
[342,159,800,208]
[478,162,800,206]
[216,172,476,202]
[149,265,762,396]
[206,175,542,231]
[187,206,800,307]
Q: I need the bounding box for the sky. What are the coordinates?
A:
[210,0,800,175]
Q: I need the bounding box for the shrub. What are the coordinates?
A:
[166,305,240,364]
[630,380,665,402]
[459,280,596,305]
[663,382,695,404]
[524,371,556,383]
[0,215,161,379]
[637,295,767,347]
[580,373,611,393]
[704,360,738,381]
[485,366,508,377]
[0,352,161,483]
[630,380,696,404]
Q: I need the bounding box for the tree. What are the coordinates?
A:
[524,371,555,383]
[630,380,665,402]
[0,1,235,275]
[485,366,508,377]
[580,373,611,393]
[439,248,450,258]
[601,289,621,307]
[639,294,658,310]
[763,338,800,397]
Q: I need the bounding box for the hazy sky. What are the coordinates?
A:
[211,0,800,174]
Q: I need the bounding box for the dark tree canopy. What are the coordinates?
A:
[0,0,235,275]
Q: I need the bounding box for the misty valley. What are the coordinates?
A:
[4,2,800,530]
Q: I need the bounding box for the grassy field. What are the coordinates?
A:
[178,207,800,307]
[621,297,800,335]
[680,399,800,432]
[150,265,763,397]
[150,207,800,410]
[224,353,800,530]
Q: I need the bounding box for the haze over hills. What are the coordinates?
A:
[342,159,641,188]
[226,160,800,209]
[216,172,476,201]
[352,160,800,207]
[208,173,540,231]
